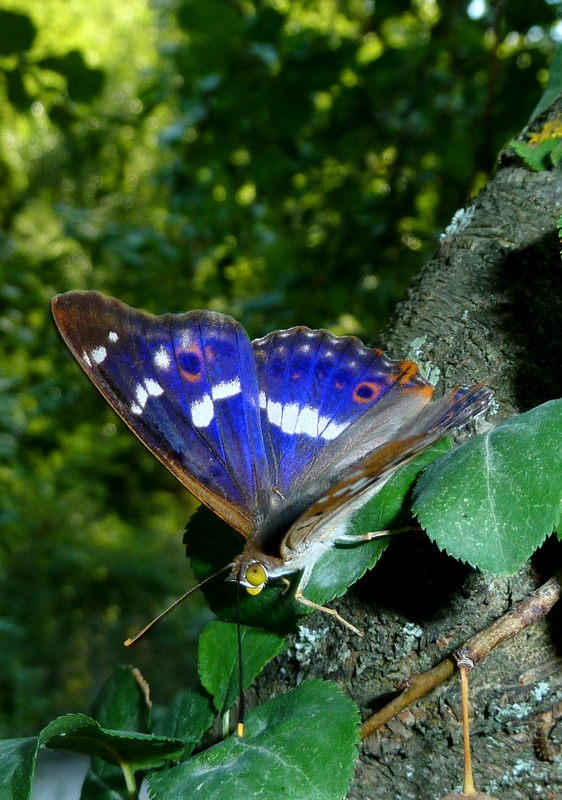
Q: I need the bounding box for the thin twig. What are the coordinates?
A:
[458,659,476,795]
[360,567,562,741]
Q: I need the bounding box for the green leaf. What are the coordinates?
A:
[147,681,360,800]
[40,713,183,770]
[198,621,286,714]
[0,10,36,56]
[152,682,215,759]
[302,439,451,608]
[0,737,37,800]
[185,507,300,632]
[413,399,562,575]
[0,706,184,800]
[80,665,153,797]
[185,440,450,631]
[90,664,152,732]
[531,43,562,121]
[509,138,562,171]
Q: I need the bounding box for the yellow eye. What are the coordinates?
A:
[245,586,263,596]
[245,562,267,588]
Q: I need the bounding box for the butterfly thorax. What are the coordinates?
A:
[228,498,324,593]
[229,490,353,595]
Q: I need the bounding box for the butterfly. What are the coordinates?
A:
[52,291,492,634]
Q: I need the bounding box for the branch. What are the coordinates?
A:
[360,566,562,740]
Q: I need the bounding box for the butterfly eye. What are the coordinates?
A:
[244,562,267,594]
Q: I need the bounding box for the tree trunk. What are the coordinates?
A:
[254,97,562,798]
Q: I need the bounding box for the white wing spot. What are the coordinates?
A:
[130,379,164,415]
[212,378,242,400]
[154,346,171,370]
[267,399,282,427]
[332,485,352,499]
[145,378,164,397]
[320,418,350,440]
[135,384,148,409]
[346,476,370,494]
[295,405,319,436]
[281,402,299,434]
[191,395,214,427]
[82,351,92,367]
[91,346,107,364]
[263,398,350,440]
[108,331,119,343]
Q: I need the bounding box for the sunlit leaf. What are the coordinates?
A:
[413,400,562,574]
[147,681,360,800]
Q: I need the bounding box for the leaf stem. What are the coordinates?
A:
[121,763,138,800]
[360,567,562,740]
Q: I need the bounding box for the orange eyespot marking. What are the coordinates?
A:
[352,381,382,403]
[245,562,267,588]
[177,345,204,382]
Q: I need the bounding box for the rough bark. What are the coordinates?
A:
[254,97,562,798]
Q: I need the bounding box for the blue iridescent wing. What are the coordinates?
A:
[252,326,434,499]
[52,291,272,536]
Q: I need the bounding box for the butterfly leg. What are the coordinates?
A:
[293,565,363,636]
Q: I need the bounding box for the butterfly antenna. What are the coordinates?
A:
[124,564,232,647]
[236,578,246,737]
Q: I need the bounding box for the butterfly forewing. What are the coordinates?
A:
[52,291,273,536]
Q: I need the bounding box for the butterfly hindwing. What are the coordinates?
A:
[52,291,273,536]
[288,383,494,545]
[252,326,434,498]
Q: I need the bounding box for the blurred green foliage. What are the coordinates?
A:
[0,0,560,735]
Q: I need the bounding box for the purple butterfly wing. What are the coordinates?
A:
[252,326,434,498]
[52,291,272,536]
